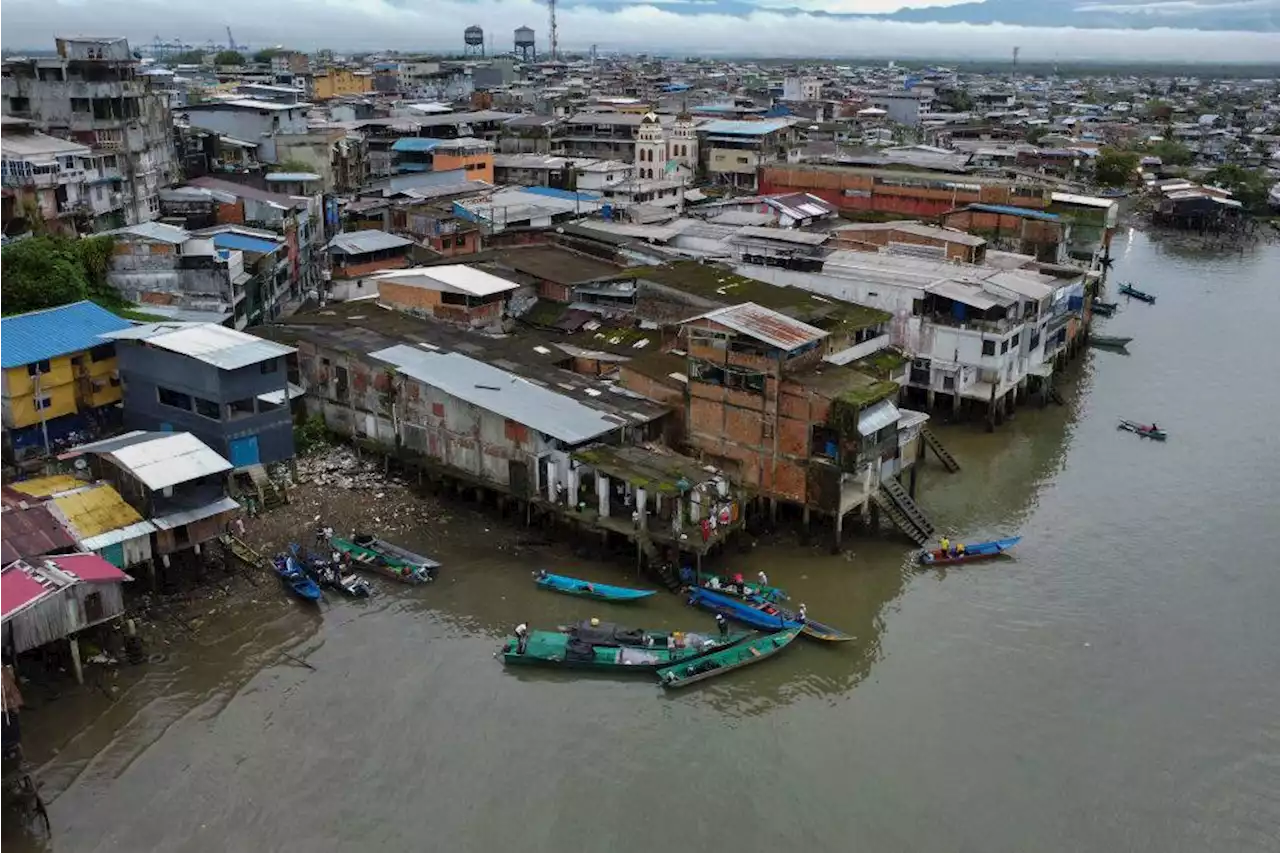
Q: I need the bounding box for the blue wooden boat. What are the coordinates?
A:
[918,536,1022,566]
[688,587,800,631]
[1118,283,1156,303]
[534,571,656,602]
[273,554,323,603]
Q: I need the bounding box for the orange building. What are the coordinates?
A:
[429,138,494,184]
[372,265,518,329]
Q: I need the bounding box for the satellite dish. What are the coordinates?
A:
[74,458,88,471]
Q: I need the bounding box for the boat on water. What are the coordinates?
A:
[272,555,323,603]
[533,571,655,602]
[1118,419,1167,440]
[687,588,853,642]
[1091,301,1118,316]
[1090,335,1133,351]
[657,629,800,689]
[500,620,750,671]
[680,567,788,602]
[292,545,373,598]
[330,535,439,584]
[918,536,1022,566]
[1119,283,1156,303]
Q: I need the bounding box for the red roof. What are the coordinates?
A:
[0,487,78,565]
[46,553,131,583]
[1,564,52,618]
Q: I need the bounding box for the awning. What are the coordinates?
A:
[256,382,305,405]
[857,399,901,436]
[930,280,1007,311]
[684,189,708,202]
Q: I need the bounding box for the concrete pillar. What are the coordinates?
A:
[833,511,844,554]
[802,505,811,529]
[69,636,84,685]
[597,474,609,518]
[635,487,646,529]
[567,465,579,507]
[927,388,936,410]
[769,497,778,524]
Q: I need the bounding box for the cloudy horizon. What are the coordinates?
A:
[3,0,1279,62]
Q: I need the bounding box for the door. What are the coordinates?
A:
[509,459,529,498]
[100,542,125,568]
[229,435,260,467]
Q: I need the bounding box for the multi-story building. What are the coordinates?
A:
[1,37,178,230]
[311,67,375,100]
[179,100,311,164]
[372,266,520,329]
[869,90,934,127]
[105,323,297,467]
[698,119,796,192]
[1,116,94,235]
[1,301,133,461]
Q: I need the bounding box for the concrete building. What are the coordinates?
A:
[325,230,415,301]
[783,76,822,102]
[104,323,296,467]
[1,302,132,461]
[698,119,796,192]
[1,37,178,228]
[554,112,678,161]
[179,100,311,164]
[312,67,374,100]
[832,221,988,263]
[0,117,101,235]
[371,265,521,329]
[870,90,934,127]
[274,130,368,193]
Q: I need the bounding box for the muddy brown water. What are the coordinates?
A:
[8,230,1280,852]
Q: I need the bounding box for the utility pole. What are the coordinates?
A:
[549,0,558,61]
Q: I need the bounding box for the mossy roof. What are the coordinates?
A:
[622,261,890,334]
[572,444,719,495]
[852,348,907,379]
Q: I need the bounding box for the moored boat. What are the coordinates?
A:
[534,571,656,602]
[1118,419,1167,440]
[500,620,750,671]
[918,536,1022,566]
[331,535,438,584]
[657,629,800,689]
[272,555,323,603]
[681,567,788,602]
[1089,335,1133,350]
[688,588,853,642]
[1091,301,1118,316]
[1118,283,1156,303]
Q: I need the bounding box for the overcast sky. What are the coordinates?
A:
[4,0,1278,61]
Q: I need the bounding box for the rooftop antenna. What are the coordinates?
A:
[1012,46,1020,77]
[549,0,558,61]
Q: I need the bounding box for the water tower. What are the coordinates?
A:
[464,26,485,57]
[514,26,535,62]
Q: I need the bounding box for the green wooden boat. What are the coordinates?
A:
[331,535,438,584]
[656,628,801,689]
[500,621,751,672]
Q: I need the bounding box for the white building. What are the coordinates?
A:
[783,76,822,102]
[179,100,311,164]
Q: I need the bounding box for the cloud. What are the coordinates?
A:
[3,0,1278,61]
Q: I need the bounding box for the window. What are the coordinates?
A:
[89,343,115,362]
[34,395,52,411]
[1010,333,1020,348]
[157,386,192,410]
[981,340,996,356]
[27,360,51,376]
[1000,340,1009,354]
[912,298,924,316]
[227,398,256,419]
[260,359,279,374]
[737,156,750,164]
[431,402,445,418]
[943,375,956,390]
[194,397,221,419]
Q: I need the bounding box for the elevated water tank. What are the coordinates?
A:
[465,26,484,46]
[514,26,536,61]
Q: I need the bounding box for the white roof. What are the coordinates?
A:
[100,323,295,369]
[101,221,192,244]
[857,399,902,436]
[373,265,519,297]
[686,303,827,352]
[1050,192,1116,209]
[371,345,625,445]
[108,433,232,490]
[1,132,91,161]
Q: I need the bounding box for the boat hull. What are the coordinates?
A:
[331,537,435,584]
[535,573,656,602]
[683,569,788,602]
[1119,285,1156,303]
[918,536,1022,565]
[1090,336,1132,350]
[501,627,749,671]
[658,629,800,688]
[688,587,800,632]
[1118,420,1168,440]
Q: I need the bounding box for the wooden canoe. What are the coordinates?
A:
[1118,420,1168,440]
[1119,283,1156,303]
[918,536,1022,565]
[657,629,800,688]
[534,572,656,602]
[501,623,750,671]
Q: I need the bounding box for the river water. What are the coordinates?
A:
[11,230,1280,853]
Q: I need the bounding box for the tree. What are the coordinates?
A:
[1204,164,1272,212]
[253,48,282,64]
[214,50,245,66]
[1144,139,1193,167]
[173,49,207,65]
[1094,148,1140,188]
[1144,100,1173,121]
[1025,125,1049,145]
[270,159,315,174]
[1,237,89,315]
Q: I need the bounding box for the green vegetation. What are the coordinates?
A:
[1,235,127,316]
[1025,125,1049,145]
[853,349,907,380]
[1095,148,1141,188]
[253,48,283,64]
[1143,139,1193,167]
[270,159,315,174]
[1144,100,1174,121]
[294,414,331,456]
[214,50,245,66]
[172,49,207,64]
[1203,164,1274,212]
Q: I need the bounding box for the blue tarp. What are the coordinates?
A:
[522,186,601,201]
[392,137,443,153]
[966,204,1061,222]
[0,301,133,369]
[212,233,283,255]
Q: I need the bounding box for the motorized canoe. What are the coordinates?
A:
[272,555,323,603]
[331,536,437,584]
[1118,283,1156,303]
[918,536,1022,566]
[1091,301,1118,316]
[500,621,750,671]
[688,588,853,642]
[657,629,800,689]
[759,599,854,643]
[680,567,788,602]
[1118,419,1168,440]
[1089,335,1133,351]
[533,572,656,602]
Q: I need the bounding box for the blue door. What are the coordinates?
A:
[228,435,260,467]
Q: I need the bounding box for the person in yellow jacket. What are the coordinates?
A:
[939,536,950,555]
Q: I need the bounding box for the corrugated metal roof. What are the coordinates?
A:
[1,564,51,618]
[45,553,131,583]
[1050,192,1116,209]
[52,483,146,540]
[0,487,78,564]
[327,230,414,255]
[0,300,134,369]
[373,265,520,297]
[152,496,240,530]
[730,226,830,246]
[265,172,322,182]
[211,232,283,255]
[101,323,295,369]
[857,399,902,436]
[79,520,157,551]
[688,303,828,352]
[101,221,192,244]
[966,204,1060,222]
[9,475,82,498]
[699,118,793,136]
[929,281,1007,311]
[391,137,444,153]
[106,433,232,491]
[371,345,624,445]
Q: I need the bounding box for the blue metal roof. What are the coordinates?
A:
[698,118,793,136]
[522,186,601,201]
[211,233,283,255]
[397,163,430,172]
[967,204,1061,222]
[392,137,443,153]
[1,300,133,369]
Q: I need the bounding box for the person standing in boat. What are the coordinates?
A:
[757,571,769,592]
[715,613,729,641]
[939,536,950,557]
[515,623,529,655]
[797,603,808,625]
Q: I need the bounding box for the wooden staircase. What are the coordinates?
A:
[921,426,960,473]
[874,478,937,546]
[240,464,288,510]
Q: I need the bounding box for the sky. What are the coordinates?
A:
[3,0,1278,62]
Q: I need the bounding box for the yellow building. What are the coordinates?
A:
[1,301,133,454]
[312,67,375,100]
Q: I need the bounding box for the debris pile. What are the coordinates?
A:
[296,445,390,490]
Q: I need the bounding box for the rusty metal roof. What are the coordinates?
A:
[686,302,828,352]
[0,487,78,565]
[52,483,146,540]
